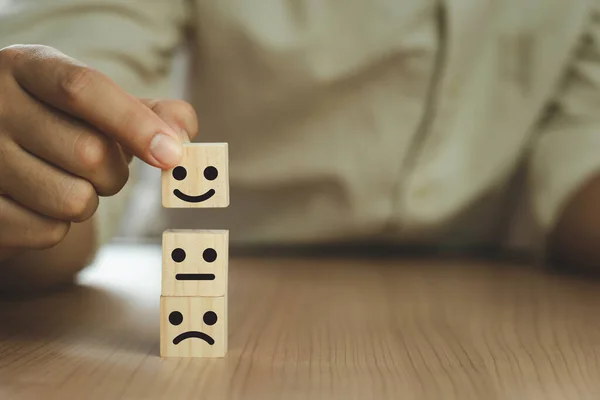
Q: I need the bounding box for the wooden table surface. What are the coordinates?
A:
[1,243,600,400]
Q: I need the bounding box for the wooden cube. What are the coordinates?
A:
[162,230,228,297]
[162,143,229,208]
[160,296,227,358]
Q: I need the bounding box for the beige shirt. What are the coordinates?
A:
[2,0,600,253]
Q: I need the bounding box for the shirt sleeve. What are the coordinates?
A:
[527,4,600,238]
[0,0,189,246]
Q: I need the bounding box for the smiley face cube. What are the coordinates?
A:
[162,230,228,297]
[162,143,229,208]
[160,296,227,358]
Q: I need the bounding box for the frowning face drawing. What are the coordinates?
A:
[160,296,227,358]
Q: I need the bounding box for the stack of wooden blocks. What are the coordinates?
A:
[159,143,229,358]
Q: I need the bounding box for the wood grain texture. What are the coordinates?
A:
[160,296,227,358]
[161,143,229,208]
[162,230,228,297]
[1,243,600,399]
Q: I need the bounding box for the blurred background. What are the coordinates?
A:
[3,1,600,267]
[3,4,600,399]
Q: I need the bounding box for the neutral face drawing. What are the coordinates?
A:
[162,230,229,297]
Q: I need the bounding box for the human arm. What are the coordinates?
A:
[527,4,600,274]
[0,0,195,292]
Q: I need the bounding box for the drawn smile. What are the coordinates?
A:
[173,189,215,203]
[172,331,215,345]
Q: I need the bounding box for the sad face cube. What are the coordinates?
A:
[162,230,228,297]
[160,296,227,358]
[162,143,229,208]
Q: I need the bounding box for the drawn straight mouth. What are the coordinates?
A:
[175,273,216,281]
[173,331,215,345]
[173,189,215,203]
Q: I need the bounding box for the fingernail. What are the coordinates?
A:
[150,133,182,167]
[179,128,191,144]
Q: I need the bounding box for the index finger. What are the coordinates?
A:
[10,45,183,169]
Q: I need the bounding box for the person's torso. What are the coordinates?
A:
[157,0,589,248]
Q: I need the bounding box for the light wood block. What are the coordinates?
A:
[162,229,228,297]
[160,296,227,358]
[161,143,229,208]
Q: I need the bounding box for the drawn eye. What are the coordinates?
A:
[203,166,218,181]
[169,311,183,325]
[173,166,187,181]
[203,311,217,326]
[202,248,217,262]
[171,248,186,262]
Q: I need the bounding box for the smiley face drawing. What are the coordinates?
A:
[161,143,229,208]
[162,230,228,297]
[171,165,218,203]
[160,296,227,358]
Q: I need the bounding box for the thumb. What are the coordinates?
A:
[140,99,199,143]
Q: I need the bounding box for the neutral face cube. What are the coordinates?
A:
[162,230,228,297]
[160,296,227,358]
[162,143,229,208]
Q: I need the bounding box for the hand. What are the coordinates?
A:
[0,45,198,259]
